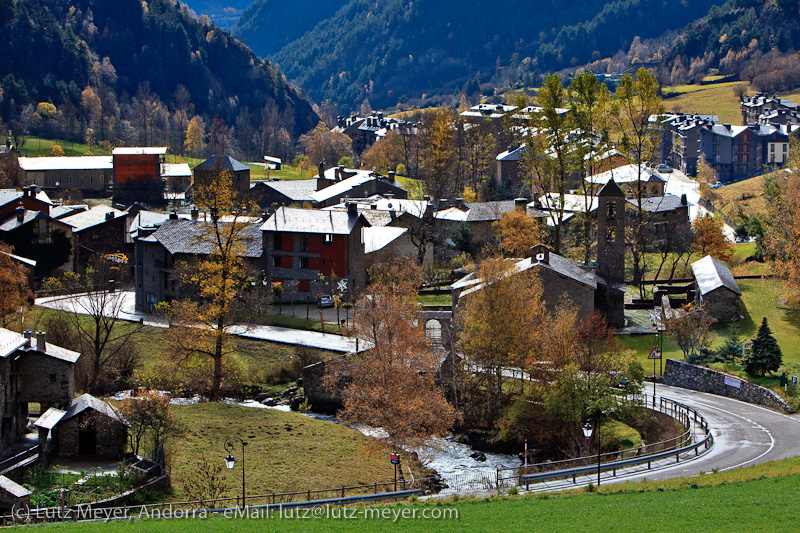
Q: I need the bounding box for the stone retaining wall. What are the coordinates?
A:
[662,359,793,413]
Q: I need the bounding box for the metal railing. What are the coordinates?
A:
[497,395,712,490]
[0,478,429,525]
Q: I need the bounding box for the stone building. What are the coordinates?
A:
[310,166,407,208]
[18,156,113,193]
[36,394,128,458]
[193,155,251,197]
[261,204,370,299]
[691,255,741,323]
[0,328,80,455]
[61,205,129,274]
[248,179,316,208]
[134,215,264,312]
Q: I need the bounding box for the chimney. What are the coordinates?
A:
[23,328,33,348]
[15,206,24,223]
[106,211,115,221]
[317,162,325,179]
[36,331,46,352]
[531,244,549,264]
[681,193,688,206]
[346,200,357,216]
[337,165,345,181]
[515,198,527,211]
[455,198,467,211]
[191,206,199,220]
[423,195,430,202]
[388,170,396,182]
[385,193,394,200]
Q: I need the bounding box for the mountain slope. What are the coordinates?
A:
[0,0,317,138]
[242,0,718,108]
[231,0,349,57]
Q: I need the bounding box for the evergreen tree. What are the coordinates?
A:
[717,323,744,364]
[743,318,783,376]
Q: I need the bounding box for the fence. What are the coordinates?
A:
[497,395,711,490]
[0,477,430,525]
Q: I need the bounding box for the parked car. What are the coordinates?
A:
[656,164,672,173]
[318,295,334,308]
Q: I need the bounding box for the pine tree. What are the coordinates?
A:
[743,318,783,376]
[717,323,744,364]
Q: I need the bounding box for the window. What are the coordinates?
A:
[273,233,282,250]
[49,374,56,383]
[784,144,788,153]
[300,234,308,251]
[324,234,333,244]
[606,203,615,219]
[771,144,775,153]
[300,257,309,269]
[606,228,615,243]
[273,256,281,267]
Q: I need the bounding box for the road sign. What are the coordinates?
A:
[648,347,661,360]
[793,376,798,386]
[390,453,400,465]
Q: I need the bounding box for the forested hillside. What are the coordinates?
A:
[231,0,349,57]
[250,0,717,109]
[177,0,254,28]
[0,0,318,159]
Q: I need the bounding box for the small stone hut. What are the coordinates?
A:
[691,255,741,323]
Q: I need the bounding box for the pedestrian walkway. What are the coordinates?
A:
[36,292,358,353]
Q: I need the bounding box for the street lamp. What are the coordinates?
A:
[582,417,602,486]
[224,435,247,508]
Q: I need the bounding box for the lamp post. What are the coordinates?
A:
[582,416,601,486]
[224,435,247,508]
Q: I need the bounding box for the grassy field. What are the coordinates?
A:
[28,456,800,531]
[662,81,800,125]
[620,277,800,379]
[166,402,409,501]
[19,137,111,157]
[711,172,778,222]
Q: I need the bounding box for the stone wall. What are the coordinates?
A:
[662,359,793,412]
[17,352,74,406]
[702,287,740,323]
[57,413,127,458]
[301,359,346,414]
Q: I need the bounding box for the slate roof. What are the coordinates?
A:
[586,164,666,185]
[363,227,407,253]
[0,476,31,498]
[597,179,625,197]
[311,175,404,203]
[0,328,80,362]
[61,205,125,232]
[194,155,250,172]
[457,249,597,300]
[160,162,192,177]
[112,147,167,155]
[149,218,263,258]
[50,205,88,220]
[18,156,113,171]
[34,407,67,430]
[691,255,741,296]
[261,207,366,234]
[627,194,690,213]
[0,210,48,232]
[0,188,53,208]
[252,179,316,202]
[62,393,128,425]
[435,201,517,222]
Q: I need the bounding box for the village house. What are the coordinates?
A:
[18,156,114,193]
[261,204,370,299]
[311,165,407,208]
[35,394,128,459]
[248,179,316,208]
[134,213,264,312]
[0,328,79,455]
[741,93,798,126]
[332,112,419,154]
[691,255,741,323]
[193,155,251,197]
[61,205,128,274]
[112,147,167,204]
[657,112,790,180]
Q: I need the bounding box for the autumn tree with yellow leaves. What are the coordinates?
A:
[159,160,256,399]
[492,209,544,258]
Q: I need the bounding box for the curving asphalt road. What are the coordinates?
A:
[616,383,800,483]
